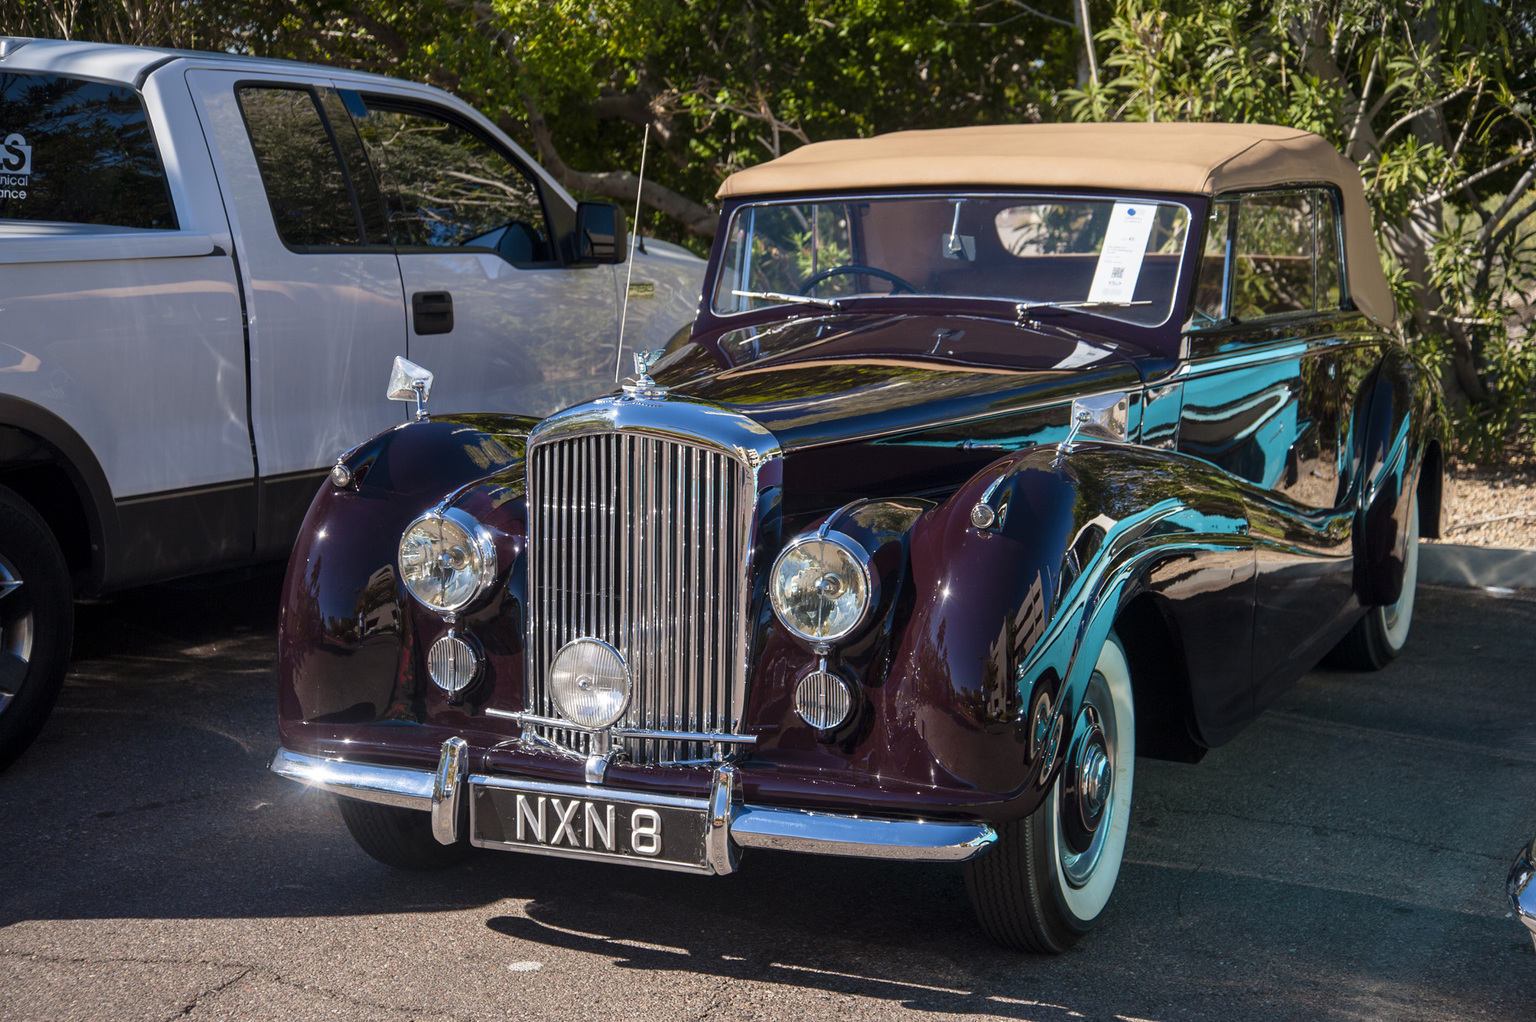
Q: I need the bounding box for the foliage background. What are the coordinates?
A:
[4,0,1531,460]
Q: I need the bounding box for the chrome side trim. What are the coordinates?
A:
[431,737,468,845]
[730,807,997,862]
[268,748,432,810]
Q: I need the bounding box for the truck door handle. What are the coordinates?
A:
[412,291,453,335]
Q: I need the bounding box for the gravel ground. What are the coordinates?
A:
[1435,457,1536,549]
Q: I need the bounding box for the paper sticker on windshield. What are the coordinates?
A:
[1086,202,1156,305]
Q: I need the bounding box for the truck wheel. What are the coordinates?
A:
[1328,493,1419,671]
[0,485,74,772]
[335,795,473,870]
[964,632,1134,953]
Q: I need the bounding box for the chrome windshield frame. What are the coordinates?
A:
[708,190,1195,329]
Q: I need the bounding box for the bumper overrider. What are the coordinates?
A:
[270,741,997,875]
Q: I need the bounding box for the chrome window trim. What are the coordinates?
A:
[710,190,1195,328]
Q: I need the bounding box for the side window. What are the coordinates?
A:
[1189,198,1234,326]
[349,97,555,265]
[1232,191,1315,320]
[0,73,176,229]
[236,85,384,249]
[1191,188,1346,327]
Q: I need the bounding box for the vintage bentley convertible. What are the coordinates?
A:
[270,123,1440,953]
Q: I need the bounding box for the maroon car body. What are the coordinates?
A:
[271,123,1438,952]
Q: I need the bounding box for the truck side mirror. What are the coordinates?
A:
[575,202,627,264]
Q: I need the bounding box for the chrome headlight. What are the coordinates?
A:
[769,534,872,644]
[398,508,497,613]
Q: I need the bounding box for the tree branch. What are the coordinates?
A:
[524,98,716,237]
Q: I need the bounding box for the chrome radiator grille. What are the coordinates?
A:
[525,432,751,764]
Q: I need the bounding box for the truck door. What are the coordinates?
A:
[184,70,406,555]
[343,92,620,418]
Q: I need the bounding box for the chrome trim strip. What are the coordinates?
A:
[267,748,432,810]
[469,772,711,811]
[730,807,997,863]
[483,708,757,744]
[431,737,468,845]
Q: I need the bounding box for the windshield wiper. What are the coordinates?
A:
[1016,300,1153,318]
[732,289,843,311]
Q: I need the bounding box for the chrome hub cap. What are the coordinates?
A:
[1079,742,1111,819]
[1059,671,1119,888]
[0,553,33,718]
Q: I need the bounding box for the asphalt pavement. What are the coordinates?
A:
[1,572,1534,1021]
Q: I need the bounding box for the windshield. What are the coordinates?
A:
[710,194,1191,326]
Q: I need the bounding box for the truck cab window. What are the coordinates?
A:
[349,98,556,266]
[0,73,176,229]
[236,85,373,249]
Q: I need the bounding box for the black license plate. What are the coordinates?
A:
[470,780,710,873]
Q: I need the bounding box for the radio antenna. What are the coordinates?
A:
[614,123,651,383]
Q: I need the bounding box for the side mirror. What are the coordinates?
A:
[575,201,627,264]
[387,356,434,421]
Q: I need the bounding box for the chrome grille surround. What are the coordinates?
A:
[523,397,780,766]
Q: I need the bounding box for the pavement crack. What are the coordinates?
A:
[172,964,253,1020]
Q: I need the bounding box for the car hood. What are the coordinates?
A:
[655,312,1153,452]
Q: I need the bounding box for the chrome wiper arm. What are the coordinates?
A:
[1016,299,1153,317]
[732,289,843,311]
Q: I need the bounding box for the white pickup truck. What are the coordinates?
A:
[0,37,705,768]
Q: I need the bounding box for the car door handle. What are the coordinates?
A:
[412,291,453,335]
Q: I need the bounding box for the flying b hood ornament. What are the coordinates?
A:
[622,348,669,398]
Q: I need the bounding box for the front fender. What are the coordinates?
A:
[277,414,537,757]
[880,443,1253,813]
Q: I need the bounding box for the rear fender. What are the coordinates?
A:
[1353,350,1424,606]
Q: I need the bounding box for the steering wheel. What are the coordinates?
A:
[799,264,918,296]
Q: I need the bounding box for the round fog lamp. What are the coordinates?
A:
[427,634,480,694]
[548,638,632,729]
[794,670,853,730]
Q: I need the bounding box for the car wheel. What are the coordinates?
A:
[0,485,74,772]
[964,632,1135,953]
[335,795,473,870]
[1327,492,1419,671]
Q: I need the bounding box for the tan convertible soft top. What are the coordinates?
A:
[716,123,1395,326]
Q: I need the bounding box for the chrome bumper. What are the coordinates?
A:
[270,744,997,873]
[1510,835,1536,952]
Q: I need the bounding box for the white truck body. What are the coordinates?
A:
[0,37,704,591]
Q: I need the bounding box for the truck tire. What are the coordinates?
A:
[0,485,74,771]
